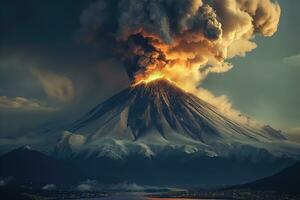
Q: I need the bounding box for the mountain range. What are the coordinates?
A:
[237,161,300,194]
[0,146,78,186]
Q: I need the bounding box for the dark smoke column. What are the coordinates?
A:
[77,0,281,84]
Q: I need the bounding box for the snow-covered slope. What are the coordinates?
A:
[54,79,300,160]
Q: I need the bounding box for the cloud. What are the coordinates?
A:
[32,68,75,102]
[77,179,98,191]
[77,184,92,191]
[0,96,58,111]
[56,131,86,151]
[0,180,6,186]
[42,184,57,190]
[0,177,13,186]
[78,0,281,83]
[76,180,165,192]
[194,88,257,126]
[283,54,300,66]
[106,182,148,191]
[288,127,300,134]
[286,127,300,143]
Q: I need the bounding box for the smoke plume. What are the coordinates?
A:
[78,0,280,86]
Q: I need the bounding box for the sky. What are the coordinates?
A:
[0,0,299,149]
[204,0,300,130]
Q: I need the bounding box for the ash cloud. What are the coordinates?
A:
[32,68,75,103]
[78,0,281,84]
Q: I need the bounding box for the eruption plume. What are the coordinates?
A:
[78,0,281,122]
[79,0,280,86]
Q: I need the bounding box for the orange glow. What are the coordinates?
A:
[132,71,169,86]
[129,29,221,91]
[129,33,215,91]
[131,62,200,93]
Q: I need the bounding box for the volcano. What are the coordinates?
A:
[53,79,300,185]
[55,79,299,160]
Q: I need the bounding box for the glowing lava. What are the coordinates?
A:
[130,62,199,94]
[132,71,169,86]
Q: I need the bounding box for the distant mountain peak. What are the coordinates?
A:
[21,145,32,151]
[236,161,300,194]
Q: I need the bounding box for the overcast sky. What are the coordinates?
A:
[0,0,299,149]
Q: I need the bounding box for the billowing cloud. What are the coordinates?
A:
[32,68,75,102]
[283,54,300,66]
[0,96,57,111]
[78,0,281,86]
